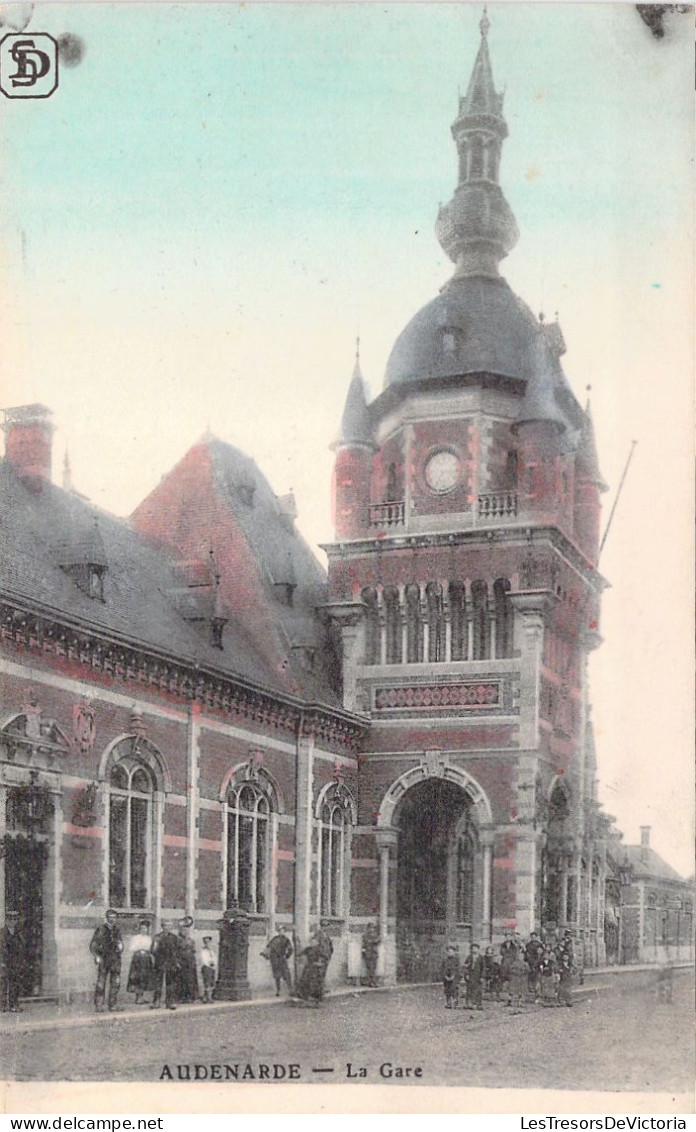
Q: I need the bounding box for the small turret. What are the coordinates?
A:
[573,399,607,563]
[514,333,566,519]
[331,343,376,539]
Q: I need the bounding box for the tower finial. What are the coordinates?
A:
[480,6,490,38]
[355,335,360,362]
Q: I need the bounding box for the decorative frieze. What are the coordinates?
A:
[374,680,500,711]
[0,595,366,752]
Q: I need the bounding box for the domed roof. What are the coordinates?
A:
[384,276,544,389]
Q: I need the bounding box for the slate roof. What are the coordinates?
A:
[623,845,688,885]
[0,456,335,703]
[205,439,341,702]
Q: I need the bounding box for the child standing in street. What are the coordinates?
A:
[200,935,217,1003]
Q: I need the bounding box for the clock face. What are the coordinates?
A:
[424,449,460,494]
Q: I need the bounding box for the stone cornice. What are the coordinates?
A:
[0,591,368,751]
[323,524,608,592]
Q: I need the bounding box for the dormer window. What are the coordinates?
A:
[273,582,295,608]
[88,565,106,602]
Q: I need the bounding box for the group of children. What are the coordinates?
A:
[442,930,576,1013]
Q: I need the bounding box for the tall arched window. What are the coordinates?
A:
[426,583,444,662]
[471,581,488,660]
[226,781,271,913]
[494,578,513,659]
[449,582,467,661]
[405,584,422,664]
[470,135,484,178]
[109,759,154,909]
[362,587,380,666]
[383,586,401,664]
[317,786,353,920]
[456,823,476,924]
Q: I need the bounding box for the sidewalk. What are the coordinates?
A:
[1,961,690,1036]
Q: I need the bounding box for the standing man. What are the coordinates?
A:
[150,920,181,1011]
[525,931,545,999]
[265,926,293,997]
[0,911,23,1013]
[90,909,124,1013]
[463,942,484,1010]
[361,923,380,988]
[314,920,334,1000]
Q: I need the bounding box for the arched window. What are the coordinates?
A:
[405,584,422,663]
[449,582,467,661]
[426,583,444,662]
[383,587,401,664]
[456,821,476,924]
[504,449,518,490]
[362,587,380,666]
[226,781,271,914]
[109,758,154,909]
[471,581,488,660]
[494,578,513,659]
[318,786,353,920]
[470,135,484,178]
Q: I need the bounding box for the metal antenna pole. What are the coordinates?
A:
[599,440,637,558]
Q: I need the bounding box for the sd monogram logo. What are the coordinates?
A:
[0,33,58,98]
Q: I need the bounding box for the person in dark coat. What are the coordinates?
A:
[463,943,484,1010]
[150,921,181,1010]
[442,943,461,1009]
[90,909,124,1013]
[362,923,380,987]
[539,946,558,1006]
[557,950,574,1007]
[525,931,545,999]
[484,946,501,1000]
[177,917,199,1003]
[265,926,293,996]
[314,920,334,991]
[0,911,22,1013]
[295,939,325,1007]
[126,919,154,1004]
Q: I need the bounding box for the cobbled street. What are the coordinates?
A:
[1,970,692,1092]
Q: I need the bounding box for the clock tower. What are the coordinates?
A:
[326,13,609,981]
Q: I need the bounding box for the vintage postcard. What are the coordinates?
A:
[0,0,693,1116]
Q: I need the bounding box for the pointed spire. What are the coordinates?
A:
[352,335,362,380]
[333,347,375,450]
[435,9,519,279]
[461,8,502,118]
[62,448,73,492]
[515,333,567,433]
[576,398,608,490]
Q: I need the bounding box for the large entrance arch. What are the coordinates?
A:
[378,760,493,983]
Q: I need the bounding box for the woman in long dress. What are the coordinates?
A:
[127,919,154,1005]
[177,917,200,1003]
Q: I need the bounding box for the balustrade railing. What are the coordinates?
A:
[477,491,518,520]
[369,500,405,528]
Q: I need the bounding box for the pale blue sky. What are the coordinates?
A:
[0,2,693,873]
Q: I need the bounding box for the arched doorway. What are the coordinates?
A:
[394,778,479,983]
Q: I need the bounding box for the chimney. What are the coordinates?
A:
[640,825,651,861]
[2,404,54,492]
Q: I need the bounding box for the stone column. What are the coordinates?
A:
[420,584,429,662]
[480,827,495,942]
[399,585,408,664]
[0,784,6,924]
[186,701,201,919]
[443,581,452,663]
[294,723,315,945]
[325,602,364,713]
[378,588,387,666]
[560,854,569,925]
[375,827,398,984]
